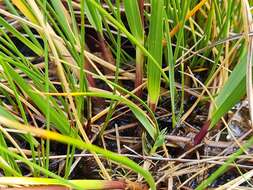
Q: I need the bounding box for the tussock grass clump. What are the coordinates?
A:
[0,0,253,189]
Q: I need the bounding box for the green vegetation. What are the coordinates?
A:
[0,0,253,189]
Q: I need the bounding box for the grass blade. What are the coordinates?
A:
[84,0,102,33]
[124,0,143,42]
[210,48,247,128]
[147,0,164,110]
[124,0,144,97]
[0,116,156,190]
[43,90,157,140]
[164,12,176,127]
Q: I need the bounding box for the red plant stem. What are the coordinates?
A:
[2,181,145,190]
[149,102,157,112]
[84,58,96,87]
[193,120,210,145]
[98,33,115,75]
[135,49,144,98]
[138,0,144,26]
[104,180,127,189]
[2,185,69,190]
[134,0,145,98]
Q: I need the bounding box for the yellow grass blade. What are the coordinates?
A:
[10,0,38,24]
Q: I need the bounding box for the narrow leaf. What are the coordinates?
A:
[147,0,164,109]
[210,48,247,128]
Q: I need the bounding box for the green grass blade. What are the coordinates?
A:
[0,154,21,176]
[84,0,103,33]
[45,90,157,140]
[0,16,42,56]
[86,0,169,83]
[124,0,144,42]
[210,47,247,128]
[0,60,77,137]
[147,0,164,109]
[164,12,176,127]
[61,58,159,131]
[196,133,253,190]
[0,117,156,190]
[0,146,88,190]
[0,177,125,189]
[124,0,144,97]
[50,0,77,45]
[0,106,23,174]
[4,0,42,49]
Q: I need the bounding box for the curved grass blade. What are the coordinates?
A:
[0,116,156,190]
[43,90,157,140]
[0,60,77,137]
[60,58,159,133]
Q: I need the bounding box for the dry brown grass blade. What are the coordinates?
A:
[215,169,253,190]
[180,37,242,123]
[170,0,208,36]
[183,70,246,150]
[162,0,208,46]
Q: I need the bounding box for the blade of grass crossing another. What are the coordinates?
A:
[124,0,145,97]
[210,47,247,128]
[98,0,122,137]
[4,0,42,48]
[124,0,143,42]
[196,132,253,190]
[10,0,38,24]
[0,60,77,137]
[86,0,169,84]
[0,16,42,56]
[42,0,50,173]
[43,91,157,140]
[164,12,176,128]
[0,117,156,190]
[50,0,77,46]
[84,0,102,33]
